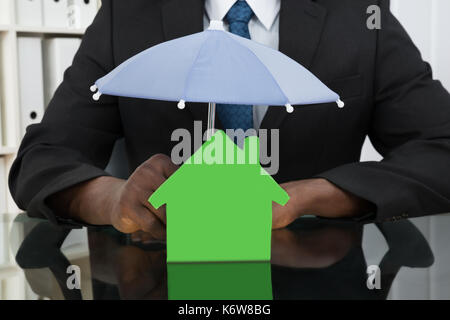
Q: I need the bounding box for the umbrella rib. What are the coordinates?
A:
[96,46,151,94]
[180,34,211,103]
[223,32,290,106]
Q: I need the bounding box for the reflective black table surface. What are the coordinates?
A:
[1,213,449,300]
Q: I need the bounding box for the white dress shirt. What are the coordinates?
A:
[204,0,281,129]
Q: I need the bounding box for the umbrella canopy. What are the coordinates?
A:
[92,21,344,112]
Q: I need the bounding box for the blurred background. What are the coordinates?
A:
[0,0,449,299]
[0,0,100,299]
[361,0,450,161]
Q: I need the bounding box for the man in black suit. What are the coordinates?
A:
[9,0,450,239]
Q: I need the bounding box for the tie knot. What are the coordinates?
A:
[225,1,254,25]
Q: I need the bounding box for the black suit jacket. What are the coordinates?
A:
[9,0,450,225]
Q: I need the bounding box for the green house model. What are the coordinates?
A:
[149,130,289,262]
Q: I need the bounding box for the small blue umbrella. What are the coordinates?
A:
[91,20,344,135]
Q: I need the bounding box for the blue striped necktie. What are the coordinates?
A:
[216,0,254,131]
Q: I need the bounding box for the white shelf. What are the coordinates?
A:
[0,0,101,214]
[0,147,18,156]
[0,265,22,279]
[15,25,86,35]
[0,24,86,35]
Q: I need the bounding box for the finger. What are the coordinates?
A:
[132,153,178,192]
[160,159,179,179]
[135,185,167,225]
[143,190,167,224]
[131,231,143,242]
[146,154,179,178]
[132,163,167,192]
[126,165,167,222]
[129,155,176,224]
[140,232,156,244]
[272,203,288,230]
[128,206,166,240]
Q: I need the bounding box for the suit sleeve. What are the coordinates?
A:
[8,0,122,225]
[317,0,450,222]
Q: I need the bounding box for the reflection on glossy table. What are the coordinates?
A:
[1,212,450,300]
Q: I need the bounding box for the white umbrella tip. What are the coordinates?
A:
[90,84,98,92]
[285,104,294,113]
[177,100,186,109]
[208,20,225,31]
[93,92,102,101]
[337,99,345,108]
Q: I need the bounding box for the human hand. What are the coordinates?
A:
[272,178,373,229]
[49,154,178,239]
[108,154,178,237]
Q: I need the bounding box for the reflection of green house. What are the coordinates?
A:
[149,130,289,263]
[167,262,272,300]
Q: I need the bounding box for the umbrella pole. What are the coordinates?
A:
[207,102,216,140]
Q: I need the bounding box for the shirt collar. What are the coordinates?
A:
[205,0,280,30]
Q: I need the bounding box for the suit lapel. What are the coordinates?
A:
[261,0,328,130]
[161,0,210,127]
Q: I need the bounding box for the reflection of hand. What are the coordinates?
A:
[272,178,373,229]
[114,246,167,300]
[271,226,359,268]
[88,230,167,299]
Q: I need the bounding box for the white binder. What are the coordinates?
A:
[42,0,68,28]
[68,0,98,29]
[0,0,9,25]
[43,37,81,106]
[0,97,3,146]
[17,37,45,137]
[16,0,43,27]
